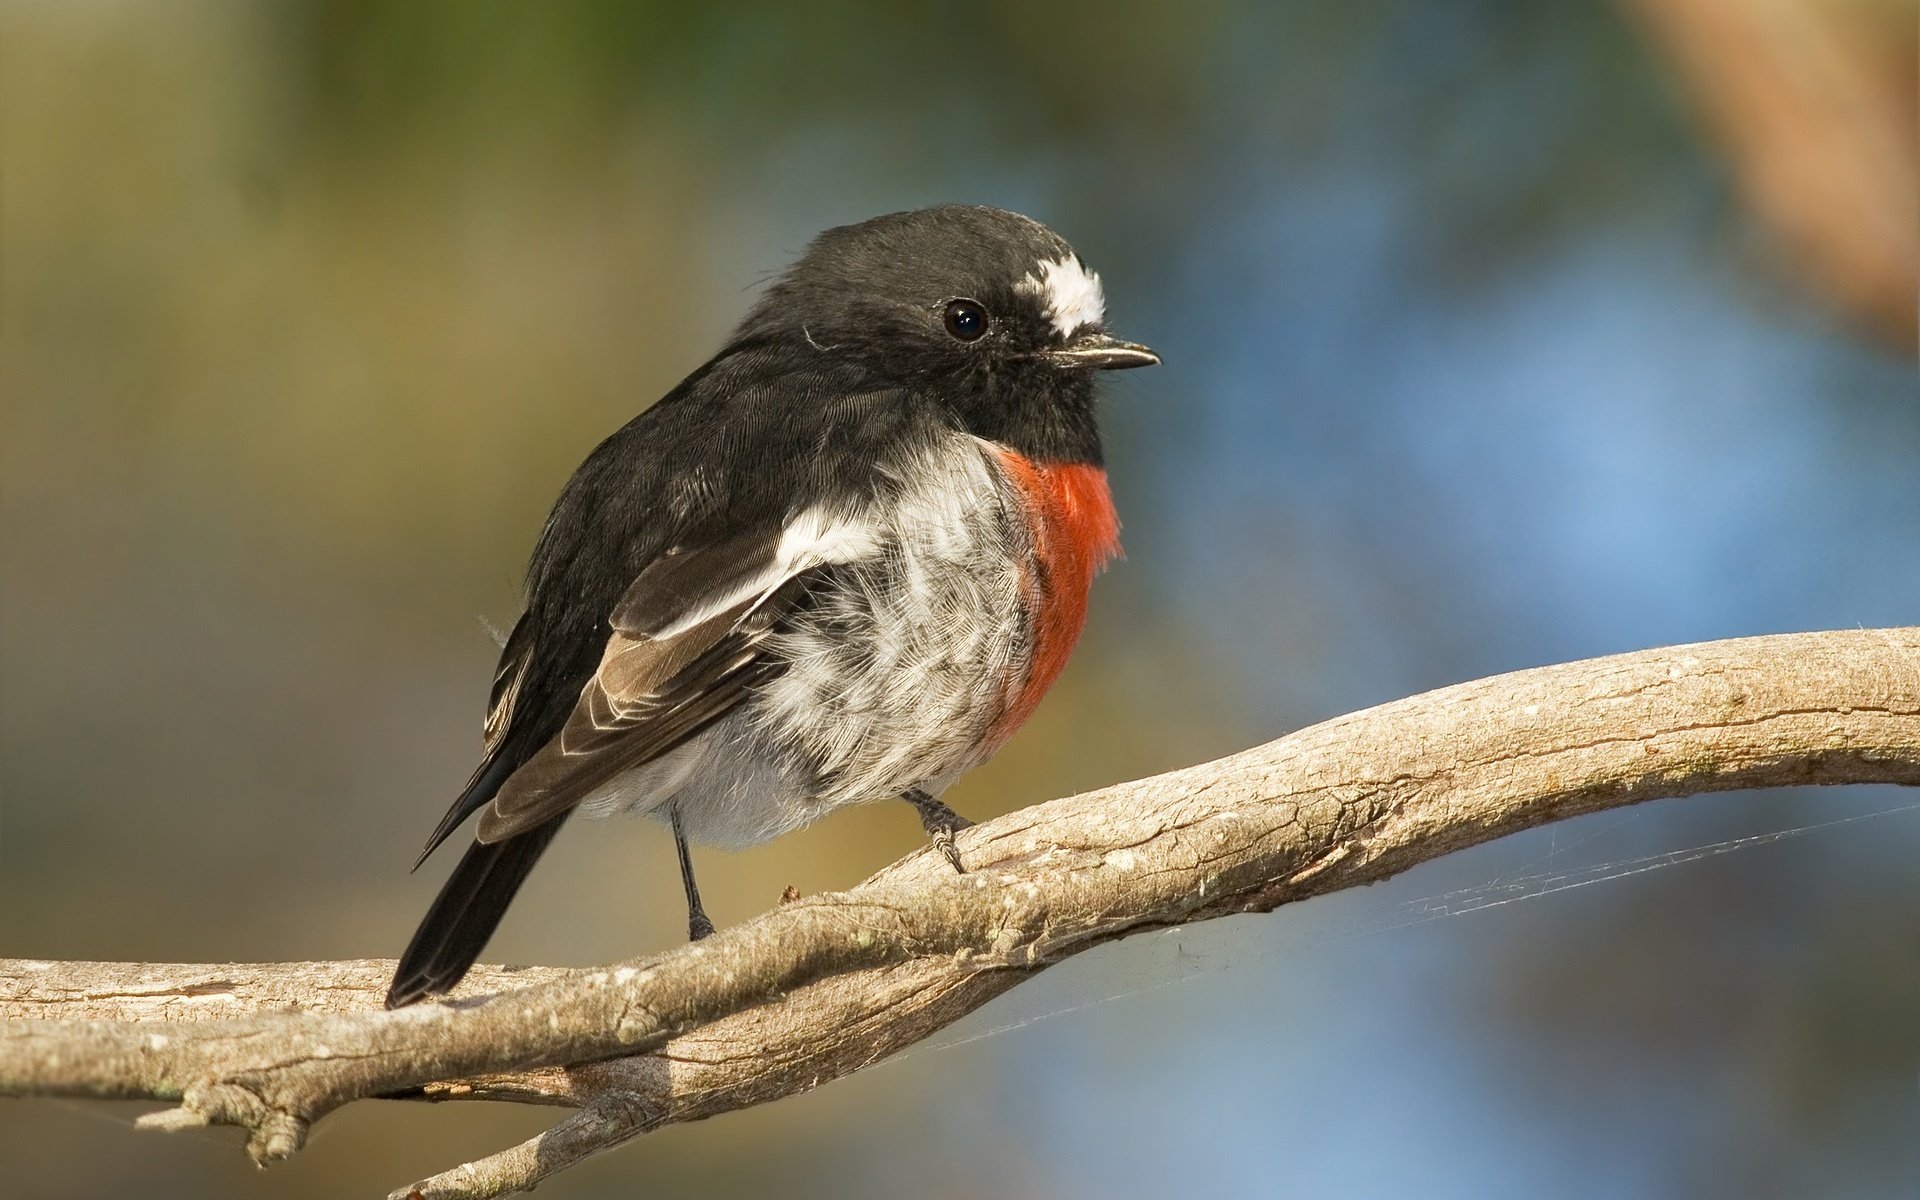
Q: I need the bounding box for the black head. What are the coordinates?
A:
[732,204,1157,464]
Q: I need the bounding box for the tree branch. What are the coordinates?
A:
[4,628,1917,1199]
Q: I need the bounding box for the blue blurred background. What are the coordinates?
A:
[3,3,1915,1197]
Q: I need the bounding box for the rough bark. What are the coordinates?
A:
[3,628,1916,1199]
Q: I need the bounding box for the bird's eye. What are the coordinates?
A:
[942,299,989,342]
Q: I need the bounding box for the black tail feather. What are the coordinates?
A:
[386,818,565,1008]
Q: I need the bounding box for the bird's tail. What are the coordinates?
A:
[385,818,565,1008]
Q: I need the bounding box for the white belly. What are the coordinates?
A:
[581,433,1035,848]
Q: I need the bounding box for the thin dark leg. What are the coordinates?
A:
[903,788,972,874]
[671,806,715,941]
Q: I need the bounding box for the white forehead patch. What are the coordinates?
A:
[1015,256,1106,337]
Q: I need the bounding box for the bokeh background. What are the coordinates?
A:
[3,2,1916,1197]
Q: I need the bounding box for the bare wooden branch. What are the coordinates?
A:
[4,628,1917,1199]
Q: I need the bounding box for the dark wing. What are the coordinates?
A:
[390,360,914,1007]
[387,526,817,1008]
[471,535,815,843]
[408,523,804,866]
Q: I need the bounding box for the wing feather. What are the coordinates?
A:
[472,568,810,843]
[415,502,873,859]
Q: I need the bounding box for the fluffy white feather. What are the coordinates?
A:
[585,432,1035,848]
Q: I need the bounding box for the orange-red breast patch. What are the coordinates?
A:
[989,449,1121,745]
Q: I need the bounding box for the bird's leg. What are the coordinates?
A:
[903,787,972,874]
[671,806,715,941]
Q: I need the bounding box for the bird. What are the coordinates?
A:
[386,204,1158,1008]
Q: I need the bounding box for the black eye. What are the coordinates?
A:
[942,299,989,342]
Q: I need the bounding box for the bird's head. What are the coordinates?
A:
[734,204,1157,461]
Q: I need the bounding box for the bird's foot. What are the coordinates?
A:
[688,908,716,941]
[904,789,973,874]
[931,827,968,874]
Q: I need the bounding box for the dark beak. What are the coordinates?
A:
[1043,330,1161,371]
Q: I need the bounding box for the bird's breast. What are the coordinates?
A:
[986,448,1121,745]
[743,435,1118,821]
[751,435,1034,810]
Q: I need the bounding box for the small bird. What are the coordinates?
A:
[387,204,1157,1008]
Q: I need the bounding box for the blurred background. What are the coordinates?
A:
[3,2,1916,1197]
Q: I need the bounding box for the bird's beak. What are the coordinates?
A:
[1042,330,1161,371]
